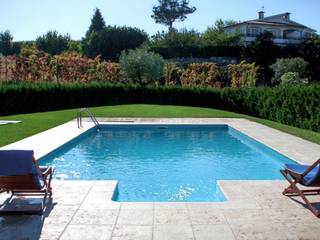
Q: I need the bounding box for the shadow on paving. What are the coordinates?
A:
[0,196,56,239]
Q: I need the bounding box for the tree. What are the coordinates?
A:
[36,31,70,55]
[86,8,106,37]
[0,30,14,56]
[151,28,202,48]
[119,45,165,85]
[243,32,281,85]
[303,35,320,82]
[151,0,196,32]
[270,57,309,84]
[202,19,241,46]
[67,40,83,54]
[83,26,148,61]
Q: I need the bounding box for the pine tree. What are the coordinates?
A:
[86,8,106,37]
[151,0,196,32]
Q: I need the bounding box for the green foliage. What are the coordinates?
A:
[83,26,148,61]
[0,83,319,132]
[228,61,258,88]
[0,30,14,56]
[280,72,308,85]
[67,41,83,54]
[151,45,242,59]
[86,8,106,37]
[180,63,221,88]
[202,19,241,46]
[151,29,203,48]
[151,0,196,31]
[270,57,308,84]
[36,31,70,55]
[119,46,165,85]
[242,32,282,85]
[303,35,320,82]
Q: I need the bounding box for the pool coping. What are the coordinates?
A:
[4,117,317,163]
[1,117,319,200]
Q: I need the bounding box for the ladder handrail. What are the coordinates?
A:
[77,108,100,129]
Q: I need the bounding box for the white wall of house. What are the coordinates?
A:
[224,12,315,46]
[225,23,313,46]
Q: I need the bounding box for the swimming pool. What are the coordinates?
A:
[39,124,294,202]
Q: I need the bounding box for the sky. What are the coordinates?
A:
[1,0,319,41]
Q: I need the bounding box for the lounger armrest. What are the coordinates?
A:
[286,169,303,181]
[302,158,320,177]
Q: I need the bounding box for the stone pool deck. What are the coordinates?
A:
[0,118,319,239]
[1,180,319,240]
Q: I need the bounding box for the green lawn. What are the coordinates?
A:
[0,104,319,147]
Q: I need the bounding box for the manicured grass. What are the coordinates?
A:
[0,104,319,147]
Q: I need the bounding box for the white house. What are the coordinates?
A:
[223,11,316,46]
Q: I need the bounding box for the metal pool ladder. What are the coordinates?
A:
[77,108,100,129]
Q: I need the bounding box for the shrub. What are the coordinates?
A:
[270,57,308,84]
[83,26,148,61]
[52,52,97,82]
[164,63,182,86]
[151,29,203,48]
[119,46,165,85]
[17,44,52,82]
[36,31,70,55]
[202,19,241,46]
[228,61,258,88]
[0,83,319,132]
[95,61,125,83]
[180,63,221,88]
[280,72,308,85]
[151,45,242,59]
[0,46,124,83]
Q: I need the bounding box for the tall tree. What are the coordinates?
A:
[83,26,148,61]
[151,0,196,32]
[86,8,106,37]
[303,35,320,82]
[0,30,14,56]
[36,31,70,55]
[202,19,241,46]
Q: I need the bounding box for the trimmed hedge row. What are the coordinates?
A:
[151,46,243,59]
[0,82,319,132]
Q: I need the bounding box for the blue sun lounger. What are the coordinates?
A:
[0,150,54,215]
[281,158,320,217]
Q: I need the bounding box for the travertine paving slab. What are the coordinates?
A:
[192,224,236,240]
[117,209,153,225]
[229,220,288,240]
[60,225,113,240]
[154,208,191,225]
[153,224,194,240]
[112,225,153,240]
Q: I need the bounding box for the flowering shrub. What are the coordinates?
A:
[164,63,182,86]
[0,45,124,83]
[228,61,258,88]
[180,63,221,88]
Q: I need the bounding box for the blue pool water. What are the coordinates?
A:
[39,125,294,202]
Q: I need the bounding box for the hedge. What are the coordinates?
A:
[0,82,319,132]
[151,46,243,59]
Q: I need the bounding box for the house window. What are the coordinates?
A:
[248,27,261,36]
[265,29,281,38]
